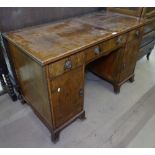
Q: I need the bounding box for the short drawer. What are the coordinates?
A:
[85,44,102,63]
[100,33,127,52]
[144,20,155,35]
[85,34,127,63]
[49,52,84,78]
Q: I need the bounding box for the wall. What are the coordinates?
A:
[0,7,103,32]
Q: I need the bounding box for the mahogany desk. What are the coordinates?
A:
[1,10,149,142]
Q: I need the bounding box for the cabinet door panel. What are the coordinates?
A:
[50,66,84,128]
[119,36,141,81]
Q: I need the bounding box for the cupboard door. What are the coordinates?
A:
[50,66,84,128]
[119,31,142,82]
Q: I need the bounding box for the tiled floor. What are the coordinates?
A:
[0,49,155,148]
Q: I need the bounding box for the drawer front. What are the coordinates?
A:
[49,52,84,78]
[85,44,102,63]
[101,34,127,52]
[85,34,127,63]
[144,20,155,35]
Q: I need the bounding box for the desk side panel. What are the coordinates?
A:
[6,42,52,128]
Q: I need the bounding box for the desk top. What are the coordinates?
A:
[3,10,144,65]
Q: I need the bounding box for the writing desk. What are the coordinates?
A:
[2,10,147,142]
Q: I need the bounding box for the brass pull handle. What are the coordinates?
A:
[64,59,72,70]
[135,30,140,37]
[94,46,101,55]
[116,36,123,44]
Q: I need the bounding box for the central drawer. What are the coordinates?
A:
[85,33,127,63]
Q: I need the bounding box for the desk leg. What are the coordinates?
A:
[51,110,86,143]
[79,111,86,120]
[114,84,120,94]
[51,132,60,143]
[129,75,135,83]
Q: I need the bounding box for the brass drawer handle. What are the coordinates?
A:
[135,30,140,37]
[94,46,101,55]
[116,36,123,44]
[64,59,72,70]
